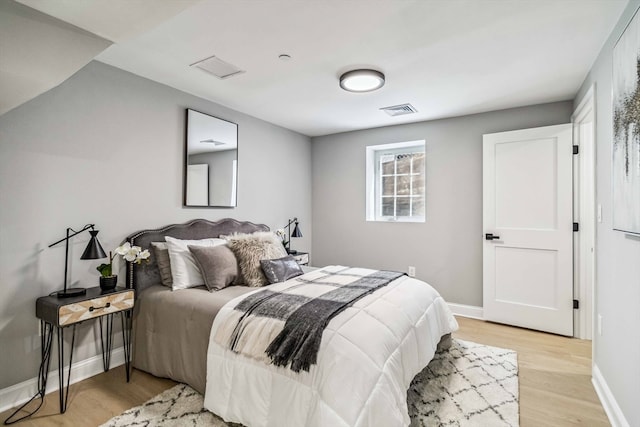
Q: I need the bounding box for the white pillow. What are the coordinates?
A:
[164,236,227,290]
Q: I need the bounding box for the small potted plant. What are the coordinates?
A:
[97,242,150,291]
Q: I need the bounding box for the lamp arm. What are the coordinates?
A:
[48,224,95,247]
[49,224,95,292]
[281,218,297,229]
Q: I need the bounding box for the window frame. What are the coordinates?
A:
[366,140,426,223]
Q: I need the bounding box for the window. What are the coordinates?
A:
[366,140,425,222]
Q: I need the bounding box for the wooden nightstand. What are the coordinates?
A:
[290,251,309,266]
[35,286,135,414]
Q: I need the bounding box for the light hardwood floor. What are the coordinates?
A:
[454,317,609,427]
[2,317,610,426]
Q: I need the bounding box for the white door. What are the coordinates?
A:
[483,124,573,336]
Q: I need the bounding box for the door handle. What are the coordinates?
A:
[485,233,501,241]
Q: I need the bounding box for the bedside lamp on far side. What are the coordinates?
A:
[283,217,303,254]
[48,224,107,298]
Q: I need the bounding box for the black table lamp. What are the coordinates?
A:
[48,224,107,298]
[283,218,303,254]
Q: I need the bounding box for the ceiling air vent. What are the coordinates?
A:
[191,55,245,79]
[380,103,418,117]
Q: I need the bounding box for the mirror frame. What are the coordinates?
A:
[183,109,238,208]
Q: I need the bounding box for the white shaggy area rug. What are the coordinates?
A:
[102,339,518,427]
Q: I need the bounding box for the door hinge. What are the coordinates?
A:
[573,299,579,309]
[573,222,579,232]
[573,145,579,155]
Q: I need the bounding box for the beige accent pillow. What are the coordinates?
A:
[150,242,173,287]
[164,236,227,290]
[225,232,287,287]
[188,245,239,291]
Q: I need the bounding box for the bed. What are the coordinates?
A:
[125,218,458,427]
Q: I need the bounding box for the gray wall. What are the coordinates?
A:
[0,61,311,389]
[311,102,572,307]
[575,1,640,425]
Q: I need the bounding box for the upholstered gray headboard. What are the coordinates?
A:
[124,218,269,293]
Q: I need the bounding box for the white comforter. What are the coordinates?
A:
[204,266,458,427]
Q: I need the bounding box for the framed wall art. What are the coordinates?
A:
[613,7,640,234]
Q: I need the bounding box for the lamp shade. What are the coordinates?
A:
[80,230,107,260]
[291,222,303,238]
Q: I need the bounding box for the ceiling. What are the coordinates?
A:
[12,1,629,137]
[0,0,111,116]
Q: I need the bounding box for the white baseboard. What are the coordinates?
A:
[448,303,484,320]
[0,346,125,414]
[592,363,630,427]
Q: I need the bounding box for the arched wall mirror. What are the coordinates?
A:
[184,109,238,207]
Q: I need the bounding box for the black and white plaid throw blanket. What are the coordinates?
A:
[213,266,405,372]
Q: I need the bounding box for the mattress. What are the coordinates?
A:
[132,284,256,394]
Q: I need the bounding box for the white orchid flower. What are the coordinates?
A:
[123,246,140,262]
[108,242,150,268]
[138,249,151,262]
[115,242,132,256]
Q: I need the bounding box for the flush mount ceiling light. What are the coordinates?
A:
[339,69,385,93]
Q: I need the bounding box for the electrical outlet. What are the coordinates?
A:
[32,335,41,350]
[598,314,603,336]
[408,266,416,277]
[597,204,602,223]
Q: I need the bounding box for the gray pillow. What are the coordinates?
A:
[188,245,239,291]
[150,242,173,287]
[260,255,304,284]
[225,232,288,287]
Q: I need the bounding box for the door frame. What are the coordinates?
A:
[572,84,597,340]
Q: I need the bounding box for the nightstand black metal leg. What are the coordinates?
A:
[99,314,114,371]
[38,321,54,399]
[57,324,77,414]
[121,310,132,382]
